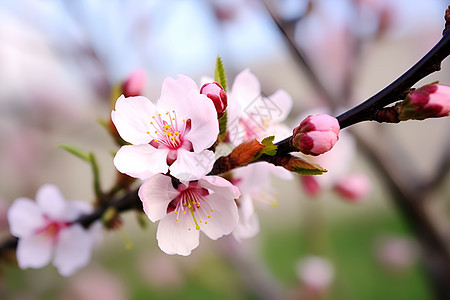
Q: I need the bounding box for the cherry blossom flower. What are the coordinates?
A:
[226,69,293,145]
[112,74,219,181]
[232,162,292,240]
[7,184,101,276]
[139,174,240,255]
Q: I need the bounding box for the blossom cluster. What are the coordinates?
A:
[110,70,299,254]
[7,69,349,276]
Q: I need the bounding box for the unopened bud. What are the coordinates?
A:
[397,84,450,120]
[200,82,228,118]
[300,175,321,196]
[292,114,340,156]
[122,69,146,97]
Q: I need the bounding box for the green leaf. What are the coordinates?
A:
[59,144,90,162]
[214,55,227,92]
[285,155,327,175]
[254,136,278,160]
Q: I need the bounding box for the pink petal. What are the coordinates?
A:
[169,149,215,181]
[114,144,169,180]
[156,215,200,256]
[35,184,69,221]
[138,174,179,222]
[53,225,94,276]
[111,95,157,145]
[16,234,53,269]
[65,201,94,221]
[159,74,199,107]
[7,198,45,237]
[197,193,239,240]
[200,176,241,199]
[181,91,219,152]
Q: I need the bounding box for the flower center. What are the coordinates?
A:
[35,217,69,243]
[146,110,188,150]
[172,186,215,231]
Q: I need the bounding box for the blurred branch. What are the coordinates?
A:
[353,129,450,300]
[267,4,450,300]
[262,0,339,107]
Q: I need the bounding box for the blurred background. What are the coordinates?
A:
[0,0,449,299]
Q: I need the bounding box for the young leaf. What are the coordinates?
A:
[214,56,227,92]
[282,155,327,175]
[254,136,278,159]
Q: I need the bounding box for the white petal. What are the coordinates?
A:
[181,91,219,152]
[64,200,94,221]
[111,95,157,145]
[233,195,260,241]
[156,215,200,256]
[198,193,239,240]
[265,89,293,123]
[170,149,215,181]
[53,225,93,276]
[230,69,261,109]
[16,234,53,269]
[7,198,45,237]
[138,174,179,222]
[114,144,169,180]
[36,184,68,221]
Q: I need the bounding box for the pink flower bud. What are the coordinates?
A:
[292,114,340,156]
[122,69,146,97]
[200,82,228,118]
[398,84,450,120]
[300,175,321,196]
[334,174,371,202]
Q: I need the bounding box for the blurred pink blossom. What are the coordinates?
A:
[296,255,334,292]
[375,236,419,271]
[232,162,292,240]
[122,68,146,97]
[7,184,101,276]
[334,174,371,202]
[62,267,127,300]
